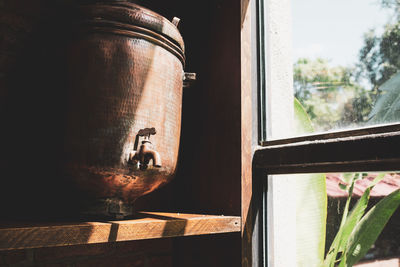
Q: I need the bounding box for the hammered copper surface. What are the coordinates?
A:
[64,2,185,211]
[0,1,186,217]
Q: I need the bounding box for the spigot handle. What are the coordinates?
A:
[130,127,162,169]
[137,127,156,137]
[133,128,156,150]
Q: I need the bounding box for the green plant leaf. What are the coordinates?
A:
[294,99,326,267]
[324,175,357,267]
[336,173,386,254]
[336,188,370,256]
[343,189,400,266]
[294,97,314,134]
[368,72,400,124]
[326,173,387,266]
[342,173,356,184]
[296,173,327,267]
[339,183,348,191]
[367,173,387,188]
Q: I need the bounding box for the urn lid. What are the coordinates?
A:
[78,1,185,63]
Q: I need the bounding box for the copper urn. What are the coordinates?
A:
[63,2,194,217]
[0,1,193,218]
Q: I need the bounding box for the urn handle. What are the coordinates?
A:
[183,72,196,88]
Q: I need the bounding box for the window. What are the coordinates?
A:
[255,0,400,266]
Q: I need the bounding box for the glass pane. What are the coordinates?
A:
[291,0,400,135]
[260,0,400,140]
[265,172,400,267]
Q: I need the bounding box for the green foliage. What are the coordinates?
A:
[324,174,358,267]
[368,72,400,123]
[359,0,400,124]
[357,23,400,92]
[294,100,400,267]
[293,58,373,131]
[323,173,389,267]
[294,58,352,98]
[294,97,314,134]
[341,189,400,266]
[294,99,327,267]
[294,0,400,130]
[296,173,327,267]
[356,29,383,90]
[293,2,400,265]
[356,0,400,100]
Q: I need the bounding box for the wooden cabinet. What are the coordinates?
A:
[0,0,254,266]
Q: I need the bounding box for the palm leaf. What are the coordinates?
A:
[294,98,327,267]
[343,189,400,266]
[369,72,400,123]
[327,173,386,266]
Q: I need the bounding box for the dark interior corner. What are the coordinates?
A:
[0,0,244,266]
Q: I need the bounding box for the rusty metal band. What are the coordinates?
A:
[86,20,184,60]
[79,4,185,50]
[81,22,185,66]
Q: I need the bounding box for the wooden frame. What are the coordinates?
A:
[255,127,400,174]
[0,0,347,265]
[1,1,244,266]
[0,0,268,266]
[245,0,400,266]
[253,127,400,267]
[241,0,265,266]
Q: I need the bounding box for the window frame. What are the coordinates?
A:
[255,124,400,174]
[253,0,400,266]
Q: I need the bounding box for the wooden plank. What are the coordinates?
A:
[0,213,241,251]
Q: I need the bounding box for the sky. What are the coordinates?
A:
[292,0,394,67]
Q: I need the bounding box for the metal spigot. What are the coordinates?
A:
[129,127,162,170]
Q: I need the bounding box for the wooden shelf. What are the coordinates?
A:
[0,212,241,251]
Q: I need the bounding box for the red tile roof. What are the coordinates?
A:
[326,173,400,198]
